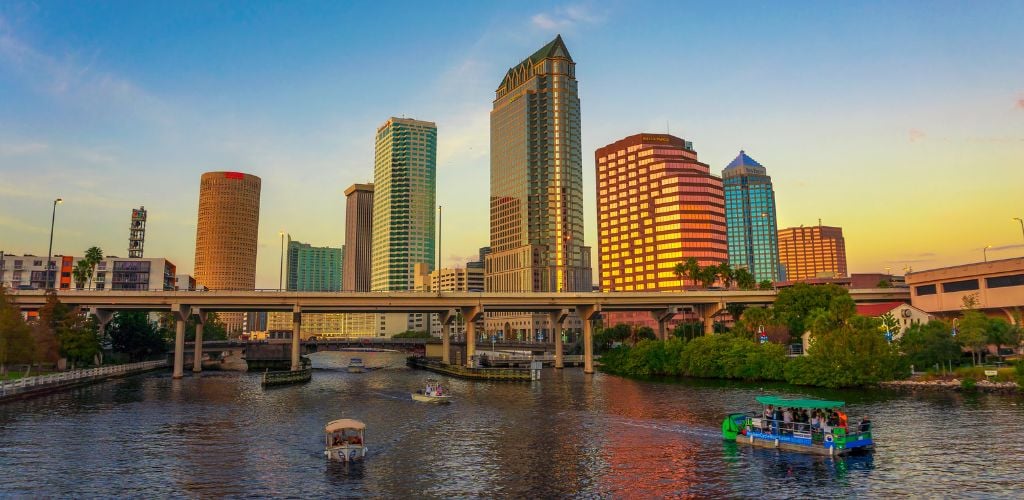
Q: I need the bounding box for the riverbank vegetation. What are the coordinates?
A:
[599,283,1021,389]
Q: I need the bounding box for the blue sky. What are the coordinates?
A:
[1,1,1022,287]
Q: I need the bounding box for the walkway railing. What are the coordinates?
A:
[0,360,167,398]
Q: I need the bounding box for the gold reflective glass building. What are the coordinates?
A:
[486,35,591,339]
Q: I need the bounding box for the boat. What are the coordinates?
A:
[411,379,451,404]
[722,396,874,456]
[324,419,367,462]
[347,358,365,373]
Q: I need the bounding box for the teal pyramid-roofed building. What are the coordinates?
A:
[722,151,783,283]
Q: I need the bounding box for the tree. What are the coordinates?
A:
[717,262,734,289]
[72,260,91,289]
[0,285,35,375]
[84,246,104,289]
[734,268,756,290]
[876,279,892,288]
[758,280,774,290]
[671,322,703,341]
[56,311,101,368]
[696,265,718,289]
[958,310,989,366]
[785,315,905,388]
[773,283,851,339]
[32,290,65,365]
[899,320,961,371]
[108,311,168,361]
[986,318,1020,363]
[674,257,701,288]
[879,312,900,341]
[735,306,776,340]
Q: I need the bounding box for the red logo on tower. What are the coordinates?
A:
[225,172,245,180]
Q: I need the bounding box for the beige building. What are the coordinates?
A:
[194,171,261,334]
[906,257,1024,322]
[266,312,346,340]
[413,263,485,337]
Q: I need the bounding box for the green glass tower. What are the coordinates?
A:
[371,117,437,292]
[722,151,783,283]
[286,237,343,292]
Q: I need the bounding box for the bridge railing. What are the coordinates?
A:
[0,360,167,398]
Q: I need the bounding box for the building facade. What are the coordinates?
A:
[722,151,782,284]
[906,257,1024,319]
[0,254,177,291]
[413,263,485,337]
[286,237,343,292]
[194,171,261,333]
[343,183,374,292]
[370,118,436,293]
[485,35,591,339]
[128,206,147,258]
[596,133,727,293]
[777,225,847,281]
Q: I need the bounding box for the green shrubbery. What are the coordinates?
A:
[599,334,786,381]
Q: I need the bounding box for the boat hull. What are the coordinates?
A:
[734,431,873,456]
[325,445,367,462]
[411,393,451,404]
[347,367,364,373]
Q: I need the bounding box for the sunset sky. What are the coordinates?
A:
[1,1,1022,288]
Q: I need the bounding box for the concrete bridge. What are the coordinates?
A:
[7,289,909,379]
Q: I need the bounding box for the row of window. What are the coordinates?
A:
[916,274,1024,295]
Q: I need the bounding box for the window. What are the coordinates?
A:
[986,274,1024,289]
[941,279,978,293]
[915,284,937,296]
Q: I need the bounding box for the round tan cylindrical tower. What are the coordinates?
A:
[194,171,261,332]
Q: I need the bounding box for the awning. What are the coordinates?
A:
[755,396,845,409]
[325,419,366,433]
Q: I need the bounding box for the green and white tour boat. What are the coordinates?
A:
[722,396,874,456]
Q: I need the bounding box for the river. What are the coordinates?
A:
[1,351,1022,498]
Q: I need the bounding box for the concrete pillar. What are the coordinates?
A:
[90,308,113,338]
[173,318,185,379]
[192,311,205,373]
[578,305,599,374]
[653,307,681,341]
[171,304,190,379]
[701,302,724,336]
[291,310,302,371]
[440,309,456,365]
[460,305,483,368]
[550,309,568,369]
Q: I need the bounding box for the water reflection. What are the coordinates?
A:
[0,351,1021,497]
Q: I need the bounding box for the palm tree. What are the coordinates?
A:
[697,265,718,289]
[84,246,103,289]
[734,268,756,290]
[72,260,91,289]
[683,257,701,288]
[717,262,734,289]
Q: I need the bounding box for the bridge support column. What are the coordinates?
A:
[439,309,457,365]
[653,306,682,341]
[550,309,569,369]
[192,310,205,373]
[291,309,302,371]
[171,304,191,379]
[578,305,600,374]
[701,302,725,336]
[461,305,483,368]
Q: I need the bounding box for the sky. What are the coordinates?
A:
[0,0,1022,288]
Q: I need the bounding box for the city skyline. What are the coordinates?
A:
[2,2,1023,288]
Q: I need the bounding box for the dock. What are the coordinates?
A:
[408,357,532,381]
[261,367,312,387]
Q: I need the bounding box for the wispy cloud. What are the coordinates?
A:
[0,141,48,156]
[1016,96,1024,110]
[986,243,1024,252]
[531,4,606,30]
[909,128,927,143]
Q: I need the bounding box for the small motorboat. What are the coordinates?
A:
[347,358,365,373]
[411,379,451,404]
[324,419,367,462]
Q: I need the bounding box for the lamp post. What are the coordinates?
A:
[278,231,285,291]
[1014,218,1024,242]
[46,198,63,290]
[983,245,992,263]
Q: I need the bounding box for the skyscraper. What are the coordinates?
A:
[777,224,848,281]
[194,171,261,333]
[486,35,591,339]
[128,206,146,258]
[370,117,436,336]
[596,133,727,292]
[343,183,374,292]
[722,151,783,283]
[286,237,343,292]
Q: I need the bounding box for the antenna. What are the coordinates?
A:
[666,120,670,135]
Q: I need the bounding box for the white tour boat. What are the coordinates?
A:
[324,419,367,462]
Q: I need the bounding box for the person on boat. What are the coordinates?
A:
[810,412,821,431]
[859,416,872,432]
[837,410,848,429]
[782,408,793,432]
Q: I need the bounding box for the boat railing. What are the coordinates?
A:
[747,417,871,441]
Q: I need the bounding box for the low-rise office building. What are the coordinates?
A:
[906,257,1024,321]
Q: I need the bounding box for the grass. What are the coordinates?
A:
[918,365,1018,383]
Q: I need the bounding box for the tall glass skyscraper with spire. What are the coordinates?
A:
[485,35,591,340]
[722,151,783,283]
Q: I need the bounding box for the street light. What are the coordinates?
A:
[983,245,992,262]
[46,198,63,290]
[1014,217,1024,242]
[278,231,285,292]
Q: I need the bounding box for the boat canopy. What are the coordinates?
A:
[325,419,366,433]
[755,396,845,409]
